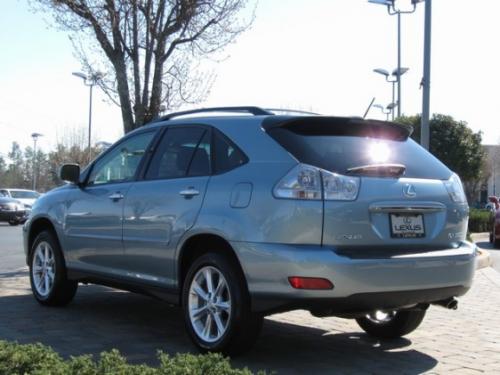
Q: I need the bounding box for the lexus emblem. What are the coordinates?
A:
[403,216,413,224]
[403,184,416,198]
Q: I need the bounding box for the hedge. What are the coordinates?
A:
[0,341,265,375]
[468,208,493,233]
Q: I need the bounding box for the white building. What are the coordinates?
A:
[482,145,500,203]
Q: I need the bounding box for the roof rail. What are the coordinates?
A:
[152,106,274,122]
[265,108,320,116]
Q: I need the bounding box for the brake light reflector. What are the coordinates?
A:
[288,277,334,290]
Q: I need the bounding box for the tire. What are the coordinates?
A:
[8,219,19,226]
[29,230,78,306]
[356,309,426,339]
[182,252,263,356]
[494,227,500,248]
[495,237,500,248]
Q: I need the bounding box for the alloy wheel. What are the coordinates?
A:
[188,266,232,343]
[32,241,56,297]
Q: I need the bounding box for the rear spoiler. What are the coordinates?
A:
[262,116,413,141]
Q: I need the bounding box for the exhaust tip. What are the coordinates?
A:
[447,298,458,310]
[433,297,458,310]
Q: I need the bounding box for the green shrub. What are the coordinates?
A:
[468,208,492,233]
[0,341,265,375]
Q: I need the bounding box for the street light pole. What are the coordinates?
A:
[369,0,421,118]
[88,84,93,160]
[373,67,408,121]
[391,80,396,120]
[31,133,43,191]
[397,11,402,117]
[374,103,397,121]
[420,0,432,150]
[72,71,103,163]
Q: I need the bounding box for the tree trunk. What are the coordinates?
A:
[114,58,135,132]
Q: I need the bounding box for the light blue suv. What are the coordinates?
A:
[23,107,475,354]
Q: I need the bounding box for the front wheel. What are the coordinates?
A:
[356,309,426,339]
[8,219,19,226]
[182,252,262,356]
[29,230,78,306]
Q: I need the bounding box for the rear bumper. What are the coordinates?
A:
[230,241,476,314]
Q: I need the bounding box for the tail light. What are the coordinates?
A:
[443,173,467,204]
[273,163,360,201]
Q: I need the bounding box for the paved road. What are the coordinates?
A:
[1,225,500,374]
[473,232,500,273]
[0,223,25,270]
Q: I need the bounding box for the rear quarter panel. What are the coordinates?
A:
[189,118,324,245]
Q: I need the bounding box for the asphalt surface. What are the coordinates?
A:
[0,222,25,271]
[474,232,500,273]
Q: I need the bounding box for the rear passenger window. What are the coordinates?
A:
[188,131,211,177]
[214,130,247,174]
[145,127,210,180]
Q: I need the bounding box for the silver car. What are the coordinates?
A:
[23,107,475,355]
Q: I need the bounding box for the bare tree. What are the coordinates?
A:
[33,0,252,133]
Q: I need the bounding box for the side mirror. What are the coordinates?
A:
[59,164,81,185]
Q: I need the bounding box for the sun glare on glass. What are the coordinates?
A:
[369,142,391,163]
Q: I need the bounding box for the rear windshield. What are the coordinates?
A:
[267,121,451,180]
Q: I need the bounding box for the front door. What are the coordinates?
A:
[64,131,157,275]
[122,126,211,288]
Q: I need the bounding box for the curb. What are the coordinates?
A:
[476,248,492,270]
[470,232,493,270]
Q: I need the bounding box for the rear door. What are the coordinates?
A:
[121,125,211,288]
[266,118,467,251]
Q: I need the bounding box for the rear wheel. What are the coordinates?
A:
[356,309,426,339]
[182,252,262,356]
[29,230,78,306]
[8,219,19,226]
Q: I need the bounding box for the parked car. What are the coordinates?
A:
[23,107,475,355]
[0,189,41,209]
[0,196,28,226]
[488,196,500,247]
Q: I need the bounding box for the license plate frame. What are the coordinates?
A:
[389,213,425,238]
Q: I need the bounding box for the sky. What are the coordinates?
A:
[0,0,499,158]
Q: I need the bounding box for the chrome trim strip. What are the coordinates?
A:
[369,202,446,213]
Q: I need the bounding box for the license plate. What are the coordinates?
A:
[390,214,425,238]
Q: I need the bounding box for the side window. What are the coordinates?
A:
[145,127,210,180]
[188,131,211,177]
[88,131,156,185]
[0,190,7,197]
[213,130,247,174]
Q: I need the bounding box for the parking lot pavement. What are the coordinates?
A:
[0,223,25,270]
[1,225,500,373]
[0,268,499,374]
[473,232,500,274]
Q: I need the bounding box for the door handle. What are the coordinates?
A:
[108,192,124,201]
[179,187,200,198]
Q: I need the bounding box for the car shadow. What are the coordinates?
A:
[477,241,495,250]
[0,269,29,279]
[0,284,438,374]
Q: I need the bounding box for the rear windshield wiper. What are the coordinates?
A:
[346,163,406,177]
